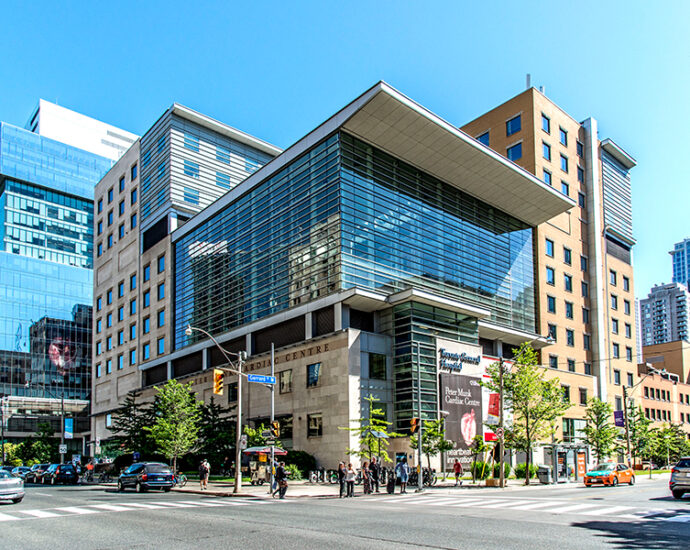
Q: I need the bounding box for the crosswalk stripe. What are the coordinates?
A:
[176,500,226,507]
[419,498,461,506]
[149,501,199,508]
[449,499,487,507]
[479,500,534,509]
[113,502,166,509]
[662,514,690,523]
[0,512,19,522]
[20,509,62,518]
[54,507,99,515]
[580,506,632,516]
[89,504,136,512]
[505,501,566,510]
[547,503,604,514]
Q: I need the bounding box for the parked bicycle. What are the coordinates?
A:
[172,472,187,488]
[408,468,437,487]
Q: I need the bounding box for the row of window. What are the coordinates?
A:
[644,386,684,403]
[645,408,673,422]
[95,337,165,377]
[548,354,592,376]
[609,269,631,292]
[560,384,588,406]
[96,257,166,311]
[97,190,137,235]
[97,163,138,215]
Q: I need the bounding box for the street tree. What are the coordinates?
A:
[410,418,454,472]
[243,423,281,448]
[340,394,401,464]
[483,343,570,485]
[626,404,652,464]
[108,391,158,457]
[582,398,620,462]
[198,397,237,468]
[648,423,690,467]
[145,379,202,472]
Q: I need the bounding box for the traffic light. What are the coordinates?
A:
[410,417,419,434]
[213,369,224,395]
[271,421,280,437]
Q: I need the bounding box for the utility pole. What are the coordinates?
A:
[234,351,246,494]
[1,397,5,466]
[622,385,631,465]
[269,343,275,494]
[416,343,423,493]
[60,386,65,464]
[499,357,505,489]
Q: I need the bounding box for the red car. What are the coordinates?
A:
[584,462,635,487]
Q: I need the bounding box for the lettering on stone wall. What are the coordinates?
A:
[245,342,331,372]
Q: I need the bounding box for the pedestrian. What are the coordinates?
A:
[395,457,409,494]
[199,459,210,490]
[362,461,371,494]
[453,459,463,487]
[273,462,288,499]
[272,459,280,493]
[369,457,380,493]
[337,461,346,498]
[345,463,356,497]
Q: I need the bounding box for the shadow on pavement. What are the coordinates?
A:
[573,519,689,549]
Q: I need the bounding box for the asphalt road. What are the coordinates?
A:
[1,477,688,549]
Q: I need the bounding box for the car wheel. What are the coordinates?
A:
[117,481,124,492]
[136,482,146,493]
[611,476,618,487]
[672,490,684,500]
[629,475,635,486]
[163,487,171,492]
[12,497,23,504]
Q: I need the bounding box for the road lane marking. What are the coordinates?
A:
[148,501,200,508]
[547,503,605,514]
[54,507,99,515]
[502,501,566,510]
[89,504,136,512]
[113,502,167,509]
[175,500,226,507]
[448,499,487,507]
[580,506,633,516]
[0,512,20,522]
[479,500,534,509]
[20,509,62,518]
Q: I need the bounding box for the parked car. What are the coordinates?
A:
[41,463,79,485]
[11,467,31,479]
[0,466,13,474]
[25,463,50,484]
[670,457,690,500]
[117,462,174,493]
[0,470,24,504]
[584,462,635,487]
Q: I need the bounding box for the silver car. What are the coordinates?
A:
[0,470,25,504]
[670,457,690,499]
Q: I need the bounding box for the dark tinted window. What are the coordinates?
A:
[146,464,172,473]
[676,459,690,468]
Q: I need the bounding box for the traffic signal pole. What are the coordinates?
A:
[416,343,423,493]
[269,343,275,494]
[499,357,505,489]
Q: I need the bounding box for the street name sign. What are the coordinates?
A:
[247,374,276,384]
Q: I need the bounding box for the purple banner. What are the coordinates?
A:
[614,410,625,427]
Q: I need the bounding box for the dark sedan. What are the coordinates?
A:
[25,463,50,483]
[41,463,79,485]
[118,462,174,492]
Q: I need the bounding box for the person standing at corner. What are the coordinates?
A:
[369,457,380,493]
[453,459,464,487]
[396,457,409,494]
[345,463,356,497]
[199,459,210,490]
[362,461,371,494]
[337,461,347,498]
[274,462,288,499]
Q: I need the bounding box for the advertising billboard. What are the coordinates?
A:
[441,373,483,466]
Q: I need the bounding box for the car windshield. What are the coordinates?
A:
[594,464,615,471]
[0,471,11,479]
[676,459,690,468]
[146,464,171,473]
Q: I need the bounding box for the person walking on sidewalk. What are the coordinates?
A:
[369,457,380,493]
[273,462,288,499]
[345,463,356,497]
[453,459,464,486]
[395,457,409,494]
[199,459,210,490]
[362,461,371,494]
[337,461,347,498]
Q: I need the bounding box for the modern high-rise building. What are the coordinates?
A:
[670,238,690,289]
[639,283,690,346]
[462,84,637,423]
[0,100,136,453]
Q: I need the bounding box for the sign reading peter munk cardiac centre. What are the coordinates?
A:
[441,373,483,466]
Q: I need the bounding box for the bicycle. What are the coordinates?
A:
[97,472,112,483]
[172,472,188,488]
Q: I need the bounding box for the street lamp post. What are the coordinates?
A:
[439,409,449,480]
[416,343,423,493]
[623,363,662,468]
[185,324,247,494]
[1,397,5,467]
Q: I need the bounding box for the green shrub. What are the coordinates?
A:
[284,463,302,480]
[471,461,492,480]
[492,462,511,479]
[514,463,537,479]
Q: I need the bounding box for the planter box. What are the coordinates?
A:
[485,479,501,487]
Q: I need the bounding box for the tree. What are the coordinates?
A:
[483,343,570,485]
[145,380,202,472]
[469,434,489,483]
[33,422,57,463]
[582,398,620,462]
[647,423,690,467]
[108,391,158,457]
[626,405,652,464]
[198,397,236,468]
[243,423,281,448]
[410,418,454,472]
[340,394,401,464]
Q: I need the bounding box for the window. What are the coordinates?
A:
[613,343,620,359]
[131,213,137,229]
[97,243,103,257]
[577,141,584,157]
[559,127,567,146]
[131,164,138,180]
[577,166,584,183]
[117,281,124,298]
[307,363,321,388]
[545,238,554,257]
[183,160,199,178]
[477,131,489,146]
[158,309,165,327]
[565,301,573,319]
[97,297,102,311]
[579,388,587,406]
[543,169,552,186]
[561,181,569,196]
[564,274,573,292]
[118,354,124,370]
[157,337,165,355]
[119,177,126,193]
[562,385,570,403]
[583,308,590,324]
[623,276,630,292]
[548,323,557,342]
[369,353,387,380]
[656,388,660,400]
[547,295,556,313]
[130,349,136,365]
[118,306,124,322]
[626,347,633,362]
[560,154,568,173]
[119,223,125,239]
[563,247,572,265]
[97,221,103,235]
[108,211,113,226]
[279,370,292,394]
[158,255,165,273]
[107,234,113,248]
[566,329,574,346]
[130,299,136,315]
[96,319,102,334]
[216,145,231,164]
[96,363,102,377]
[143,264,150,282]
[584,334,591,350]
[506,115,521,136]
[142,343,150,360]
[184,133,200,152]
[108,188,114,203]
[624,323,631,339]
[107,289,113,305]
[542,114,550,133]
[130,324,136,340]
[106,359,112,374]
[543,142,551,161]
[183,187,200,205]
[549,355,558,369]
[130,274,137,291]
[644,387,649,398]
[567,359,575,372]
[614,369,621,385]
[119,200,125,216]
[157,282,165,300]
[143,290,150,308]
[142,149,151,166]
[578,192,586,208]
[611,294,618,310]
[582,281,589,297]
[584,363,592,375]
[627,372,634,387]
[612,318,619,334]
[96,341,102,355]
[624,300,631,315]
[610,270,617,286]
[307,414,323,437]
[216,172,231,189]
[546,267,555,285]
[97,199,103,214]
[227,382,238,403]
[506,143,522,161]
[143,317,150,334]
[580,255,588,272]
[107,336,112,351]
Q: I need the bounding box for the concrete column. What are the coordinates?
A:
[305,312,313,340]
[496,340,504,358]
[245,333,252,356]
[334,302,343,331]
[202,347,208,370]
[166,361,173,380]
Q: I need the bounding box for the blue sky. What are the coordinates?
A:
[1,1,687,298]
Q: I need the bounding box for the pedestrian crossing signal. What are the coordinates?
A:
[213,369,224,395]
[271,421,280,437]
[410,417,419,434]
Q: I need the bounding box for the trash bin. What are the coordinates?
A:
[537,465,553,485]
